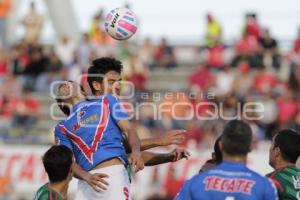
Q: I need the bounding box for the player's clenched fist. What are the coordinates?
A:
[129,151,144,172]
[86,173,109,192]
[171,148,190,162]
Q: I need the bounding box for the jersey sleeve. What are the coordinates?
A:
[105,95,130,123]
[263,177,279,200]
[174,179,193,200]
[54,124,72,149]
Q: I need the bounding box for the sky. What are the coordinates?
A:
[17,0,300,44]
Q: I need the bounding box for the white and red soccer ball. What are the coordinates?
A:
[105,8,138,40]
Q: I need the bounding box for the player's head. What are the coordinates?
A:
[87,57,123,96]
[42,145,73,183]
[55,81,86,116]
[269,129,300,168]
[199,159,216,173]
[220,120,252,157]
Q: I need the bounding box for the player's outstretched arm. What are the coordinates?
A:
[118,120,144,172]
[140,129,186,151]
[73,163,109,192]
[142,148,190,166]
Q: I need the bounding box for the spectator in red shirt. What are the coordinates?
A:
[207,40,224,69]
[293,28,300,54]
[0,75,22,137]
[0,74,22,101]
[11,87,40,135]
[277,88,298,128]
[287,28,300,66]
[232,32,259,68]
[188,63,215,91]
[236,32,258,55]
[0,48,8,78]
[0,95,19,120]
[254,68,278,93]
[243,13,261,40]
[0,94,19,137]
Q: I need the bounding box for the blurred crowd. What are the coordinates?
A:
[0,2,300,154]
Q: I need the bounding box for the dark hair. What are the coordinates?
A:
[43,145,73,183]
[221,120,252,156]
[273,129,300,163]
[56,98,71,116]
[87,57,123,94]
[214,136,223,163]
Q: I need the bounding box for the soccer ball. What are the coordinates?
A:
[104,8,138,40]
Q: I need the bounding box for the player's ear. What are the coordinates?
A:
[212,152,216,160]
[218,140,223,152]
[274,147,281,158]
[68,163,74,180]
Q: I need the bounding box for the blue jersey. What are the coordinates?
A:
[54,95,129,171]
[175,162,278,200]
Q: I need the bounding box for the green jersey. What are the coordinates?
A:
[267,166,300,200]
[34,183,64,200]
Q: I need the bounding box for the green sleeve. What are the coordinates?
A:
[34,191,50,200]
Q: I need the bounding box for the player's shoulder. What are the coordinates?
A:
[57,118,66,126]
[34,184,49,200]
[185,169,216,195]
[268,166,299,184]
[54,119,66,132]
[267,168,283,179]
[280,166,300,175]
[245,166,271,184]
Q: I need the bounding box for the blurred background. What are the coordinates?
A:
[1,0,300,199]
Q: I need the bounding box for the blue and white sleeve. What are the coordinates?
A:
[54,124,72,149]
[106,95,130,123]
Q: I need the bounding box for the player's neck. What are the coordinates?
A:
[70,97,82,105]
[49,181,68,199]
[274,159,295,170]
[223,153,247,164]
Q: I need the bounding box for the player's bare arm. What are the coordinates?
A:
[140,129,186,151]
[142,148,190,166]
[118,119,144,172]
